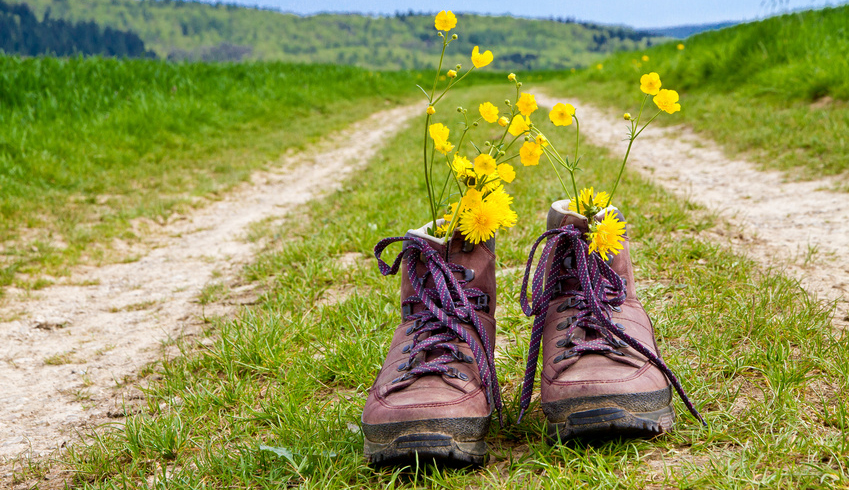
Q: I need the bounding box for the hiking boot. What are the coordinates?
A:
[517,200,704,442]
[362,224,501,466]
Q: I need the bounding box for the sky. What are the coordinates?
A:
[198,0,845,28]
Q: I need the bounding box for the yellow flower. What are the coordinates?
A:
[549,102,575,126]
[429,122,449,142]
[497,116,509,127]
[677,43,685,50]
[461,187,483,212]
[508,115,530,137]
[442,201,459,223]
[485,186,517,228]
[434,10,457,31]
[434,139,454,154]
[535,134,549,147]
[496,163,516,183]
[434,222,450,238]
[507,73,516,81]
[516,93,538,116]
[587,211,627,261]
[641,55,650,62]
[519,141,543,166]
[568,187,610,214]
[596,63,603,70]
[459,199,501,244]
[474,154,497,175]
[623,113,631,120]
[640,72,662,95]
[471,46,493,68]
[653,89,681,114]
[426,106,436,115]
[451,154,473,177]
[479,101,499,123]
[447,69,457,78]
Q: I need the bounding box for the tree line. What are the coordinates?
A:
[0,1,155,58]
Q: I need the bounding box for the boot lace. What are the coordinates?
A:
[517,225,705,425]
[374,235,502,420]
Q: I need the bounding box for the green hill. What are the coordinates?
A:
[12,0,666,69]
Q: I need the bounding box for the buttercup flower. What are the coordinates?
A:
[447,69,457,78]
[653,89,681,114]
[427,106,436,115]
[568,187,610,214]
[451,154,473,177]
[508,115,530,137]
[677,43,685,50]
[519,141,543,166]
[535,134,549,147]
[623,113,631,120]
[479,101,499,123]
[471,46,493,68]
[587,211,627,261]
[459,199,501,244]
[641,55,650,62]
[640,72,662,95]
[434,10,457,31]
[496,163,516,183]
[596,63,603,70]
[549,102,575,126]
[474,153,497,175]
[434,138,454,154]
[516,93,538,116]
[507,73,516,81]
[497,116,509,127]
[429,122,449,142]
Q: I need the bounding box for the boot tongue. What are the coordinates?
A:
[547,200,589,232]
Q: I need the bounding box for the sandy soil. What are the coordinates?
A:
[536,93,849,329]
[0,103,417,479]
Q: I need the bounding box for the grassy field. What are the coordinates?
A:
[0,56,416,291]
[26,85,845,489]
[564,4,849,178]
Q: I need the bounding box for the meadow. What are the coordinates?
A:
[5,5,849,489]
[0,57,414,290]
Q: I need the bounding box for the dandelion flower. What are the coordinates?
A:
[471,46,493,68]
[434,10,457,31]
[568,187,609,214]
[549,102,575,126]
[461,188,483,212]
[496,163,516,183]
[653,89,681,114]
[474,154,497,175]
[587,211,627,261]
[519,141,543,166]
[486,188,518,227]
[640,72,662,95]
[459,200,501,244]
[479,102,499,123]
[508,115,530,136]
[516,93,538,116]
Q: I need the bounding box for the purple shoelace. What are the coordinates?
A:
[374,235,502,420]
[517,225,706,426]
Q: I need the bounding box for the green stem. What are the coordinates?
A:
[570,116,581,204]
[606,108,662,207]
[423,116,437,229]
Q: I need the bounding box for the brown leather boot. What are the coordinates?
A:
[362,224,501,465]
[517,201,704,442]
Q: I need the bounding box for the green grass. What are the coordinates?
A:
[42,85,847,489]
[0,56,415,290]
[562,5,849,177]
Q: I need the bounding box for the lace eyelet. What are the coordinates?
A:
[555,316,577,330]
[463,268,475,282]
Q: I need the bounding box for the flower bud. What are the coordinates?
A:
[517,82,523,87]
[484,141,491,147]
[507,73,516,81]
[427,106,436,115]
[447,69,457,78]
[472,122,478,127]
[451,34,458,40]
[504,99,510,106]
[623,113,631,120]
[438,32,444,38]
[497,116,509,127]
[455,64,462,70]
[456,106,463,112]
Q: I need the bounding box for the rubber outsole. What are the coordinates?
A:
[362,416,490,467]
[542,386,675,443]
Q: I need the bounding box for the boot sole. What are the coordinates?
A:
[362,417,489,466]
[542,386,675,443]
